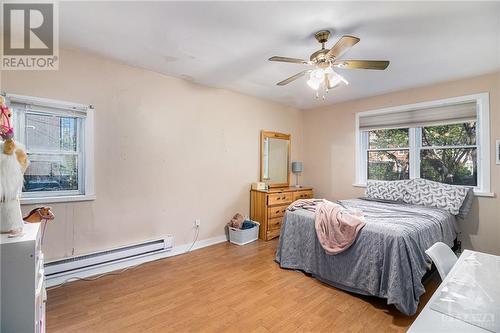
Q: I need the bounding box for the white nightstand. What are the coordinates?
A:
[1,223,46,333]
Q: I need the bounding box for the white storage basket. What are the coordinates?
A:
[228,222,260,245]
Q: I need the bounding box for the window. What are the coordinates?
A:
[366,123,477,186]
[7,94,95,203]
[367,128,409,181]
[356,93,491,195]
[420,122,477,186]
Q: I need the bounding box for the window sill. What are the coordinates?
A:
[21,194,96,205]
[473,191,495,198]
[351,183,495,198]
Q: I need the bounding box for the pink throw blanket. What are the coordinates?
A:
[288,199,366,255]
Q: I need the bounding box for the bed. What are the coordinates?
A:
[275,198,458,316]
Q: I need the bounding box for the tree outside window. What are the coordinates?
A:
[420,122,477,186]
[368,128,409,181]
[366,122,477,186]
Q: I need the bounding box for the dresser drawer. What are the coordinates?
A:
[267,228,281,240]
[268,205,288,219]
[293,190,314,201]
[267,217,283,231]
[267,192,293,206]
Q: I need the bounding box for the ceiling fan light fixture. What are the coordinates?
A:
[307,68,325,90]
[327,72,341,88]
[307,77,321,90]
[269,30,389,100]
[328,70,349,86]
[327,80,340,89]
[310,68,324,80]
[307,66,349,91]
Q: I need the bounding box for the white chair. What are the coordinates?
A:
[425,242,458,280]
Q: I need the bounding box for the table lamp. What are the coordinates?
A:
[291,161,303,188]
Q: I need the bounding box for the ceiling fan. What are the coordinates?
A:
[269,30,390,99]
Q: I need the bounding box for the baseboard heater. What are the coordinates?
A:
[45,238,173,277]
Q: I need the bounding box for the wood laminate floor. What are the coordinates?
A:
[47,239,439,333]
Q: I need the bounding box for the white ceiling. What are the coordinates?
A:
[60,1,500,109]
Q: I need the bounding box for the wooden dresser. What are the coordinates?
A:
[250,187,313,240]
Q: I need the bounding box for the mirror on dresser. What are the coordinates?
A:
[260,131,290,188]
[252,131,314,240]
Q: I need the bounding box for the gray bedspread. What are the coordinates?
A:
[275,198,457,315]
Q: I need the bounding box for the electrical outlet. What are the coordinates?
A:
[164,235,174,249]
[194,219,201,227]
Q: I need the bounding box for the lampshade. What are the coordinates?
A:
[310,68,324,80]
[327,72,342,88]
[306,67,349,92]
[291,161,303,173]
[306,78,321,90]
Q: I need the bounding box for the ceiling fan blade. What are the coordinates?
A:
[333,60,390,70]
[326,35,360,59]
[269,56,309,64]
[276,70,311,86]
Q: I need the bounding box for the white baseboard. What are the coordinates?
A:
[45,234,228,288]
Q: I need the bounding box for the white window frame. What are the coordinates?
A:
[365,129,411,180]
[5,93,96,204]
[354,93,492,197]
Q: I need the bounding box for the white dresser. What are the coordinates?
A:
[1,223,46,333]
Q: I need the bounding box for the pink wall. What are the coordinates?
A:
[1,49,303,260]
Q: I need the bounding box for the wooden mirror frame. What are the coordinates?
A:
[260,130,291,188]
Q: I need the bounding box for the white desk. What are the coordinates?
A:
[409,250,500,333]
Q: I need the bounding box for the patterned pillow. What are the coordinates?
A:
[402,178,469,215]
[457,187,475,219]
[365,180,408,201]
